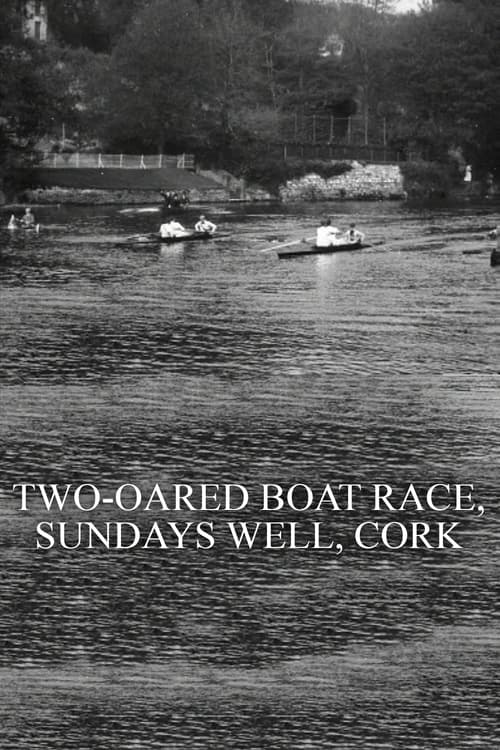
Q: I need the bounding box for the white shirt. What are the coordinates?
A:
[195,219,216,233]
[160,221,186,238]
[316,225,339,247]
[345,228,365,243]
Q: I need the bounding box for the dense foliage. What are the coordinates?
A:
[0,1,77,186]
[3,0,500,182]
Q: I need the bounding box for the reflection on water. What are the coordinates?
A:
[0,201,499,748]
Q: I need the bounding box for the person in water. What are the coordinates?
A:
[316,219,339,247]
[344,223,365,243]
[194,215,217,234]
[159,219,188,238]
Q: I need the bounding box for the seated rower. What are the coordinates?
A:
[160,189,173,207]
[316,219,339,247]
[195,215,217,234]
[20,207,35,227]
[344,223,365,243]
[159,219,189,238]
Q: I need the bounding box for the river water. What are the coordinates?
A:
[0,200,499,749]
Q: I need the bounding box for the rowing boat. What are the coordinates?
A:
[278,240,363,259]
[118,231,213,246]
[6,224,41,233]
[160,231,212,244]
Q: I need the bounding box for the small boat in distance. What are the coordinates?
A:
[278,239,363,259]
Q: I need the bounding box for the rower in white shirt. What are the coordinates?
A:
[316,219,340,247]
[194,215,217,234]
[159,219,189,238]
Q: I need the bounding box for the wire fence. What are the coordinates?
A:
[279,143,406,163]
[279,114,391,147]
[38,153,195,169]
[38,115,412,170]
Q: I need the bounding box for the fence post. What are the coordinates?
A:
[98,153,104,168]
[76,152,79,168]
[329,115,334,143]
[364,114,369,146]
[53,153,57,167]
[283,144,287,162]
[383,117,387,147]
[158,153,163,168]
[119,153,123,168]
[140,155,146,168]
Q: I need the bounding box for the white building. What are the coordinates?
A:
[23,0,48,42]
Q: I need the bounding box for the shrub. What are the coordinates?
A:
[244,157,352,194]
[400,160,461,199]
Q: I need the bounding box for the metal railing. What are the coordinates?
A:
[38,153,195,169]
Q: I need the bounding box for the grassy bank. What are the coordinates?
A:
[15,167,223,192]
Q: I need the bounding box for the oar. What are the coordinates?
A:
[260,236,315,253]
[361,239,386,249]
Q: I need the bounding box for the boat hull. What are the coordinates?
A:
[118,231,213,247]
[160,231,212,244]
[278,240,363,259]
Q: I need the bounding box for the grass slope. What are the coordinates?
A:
[27,167,222,191]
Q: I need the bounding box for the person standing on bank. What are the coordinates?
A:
[464,164,472,194]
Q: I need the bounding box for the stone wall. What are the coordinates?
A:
[279,161,406,202]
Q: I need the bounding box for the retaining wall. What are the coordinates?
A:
[279,161,406,201]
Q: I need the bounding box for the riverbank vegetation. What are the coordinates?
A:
[2,0,500,193]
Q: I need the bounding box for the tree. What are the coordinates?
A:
[45,0,144,51]
[0,5,78,183]
[87,0,216,152]
[88,0,278,159]
[382,1,500,167]
[335,1,396,125]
